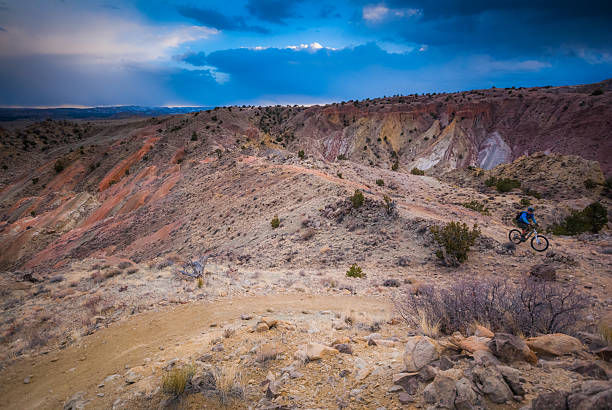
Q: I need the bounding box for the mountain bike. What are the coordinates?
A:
[508,226,549,252]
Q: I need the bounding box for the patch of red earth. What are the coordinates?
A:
[124,219,184,254]
[279,164,369,190]
[237,155,257,163]
[44,161,87,194]
[150,168,180,203]
[98,136,158,192]
[199,157,217,164]
[171,147,185,164]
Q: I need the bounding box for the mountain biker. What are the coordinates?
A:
[516,207,537,240]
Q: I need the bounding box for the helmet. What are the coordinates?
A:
[527,207,534,212]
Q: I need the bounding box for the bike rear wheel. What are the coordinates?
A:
[531,235,549,252]
[509,229,523,244]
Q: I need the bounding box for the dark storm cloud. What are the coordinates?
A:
[177,5,269,33]
[354,0,612,57]
[245,0,301,23]
[181,51,207,66]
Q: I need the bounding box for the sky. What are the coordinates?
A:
[0,0,611,107]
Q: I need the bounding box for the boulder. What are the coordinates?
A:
[63,392,88,410]
[567,361,608,380]
[423,374,457,408]
[455,377,479,410]
[471,361,514,404]
[403,336,439,372]
[333,343,353,355]
[306,343,338,361]
[498,365,526,396]
[488,333,537,364]
[526,334,584,357]
[474,325,495,338]
[530,264,557,281]
[451,335,491,353]
[531,390,569,410]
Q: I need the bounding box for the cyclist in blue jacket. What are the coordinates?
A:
[516,207,537,240]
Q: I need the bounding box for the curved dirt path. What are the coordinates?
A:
[0,294,392,409]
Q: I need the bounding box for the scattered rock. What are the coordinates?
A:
[566,361,609,380]
[398,392,416,404]
[63,392,87,410]
[530,390,569,410]
[498,365,526,396]
[530,264,557,281]
[471,361,514,404]
[455,377,479,410]
[241,313,253,320]
[423,374,457,408]
[333,343,353,355]
[255,322,269,332]
[23,376,31,384]
[403,336,439,372]
[526,334,584,357]
[211,343,224,352]
[125,371,140,384]
[488,333,537,364]
[306,343,338,361]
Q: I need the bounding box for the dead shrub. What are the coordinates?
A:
[117,261,132,269]
[301,227,316,241]
[103,269,122,279]
[213,365,245,405]
[396,278,590,337]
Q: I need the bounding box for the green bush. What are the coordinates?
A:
[430,222,480,265]
[54,160,64,173]
[522,188,542,199]
[462,200,490,215]
[350,189,364,208]
[520,197,531,206]
[346,264,365,278]
[591,89,604,96]
[32,177,39,184]
[549,202,608,235]
[495,178,520,192]
[584,179,597,189]
[484,176,497,187]
[410,167,425,176]
[298,150,305,159]
[191,132,198,141]
[337,154,347,160]
[392,161,399,171]
[376,179,384,186]
[270,215,280,229]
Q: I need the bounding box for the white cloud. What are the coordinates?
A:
[0,3,218,64]
[470,56,552,73]
[363,4,421,22]
[363,4,389,22]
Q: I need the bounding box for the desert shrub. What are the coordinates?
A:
[484,176,497,187]
[32,177,39,184]
[410,167,425,176]
[197,277,204,288]
[191,132,198,141]
[350,189,364,208]
[270,215,280,229]
[522,187,542,199]
[549,202,608,235]
[103,269,122,279]
[383,278,400,287]
[520,197,531,206]
[599,324,612,345]
[336,172,343,179]
[396,278,590,337]
[117,261,132,269]
[54,160,64,173]
[376,178,384,186]
[584,179,597,189]
[430,222,480,265]
[297,150,305,159]
[591,89,604,96]
[162,364,195,397]
[392,161,399,171]
[346,264,365,278]
[337,154,347,160]
[495,178,520,192]
[462,200,490,215]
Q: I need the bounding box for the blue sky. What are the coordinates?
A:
[0,0,611,107]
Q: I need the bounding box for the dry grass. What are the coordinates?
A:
[417,311,440,338]
[223,327,235,338]
[162,364,195,397]
[599,323,612,345]
[213,365,244,405]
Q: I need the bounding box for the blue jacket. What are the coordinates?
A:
[519,211,536,224]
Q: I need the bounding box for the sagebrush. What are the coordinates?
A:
[430,221,480,265]
[549,202,608,235]
[396,278,590,337]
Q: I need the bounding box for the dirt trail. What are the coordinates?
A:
[0,294,392,409]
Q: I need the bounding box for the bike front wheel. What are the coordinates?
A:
[531,235,549,252]
[509,229,523,244]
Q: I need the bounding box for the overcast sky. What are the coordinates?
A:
[0,0,611,107]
